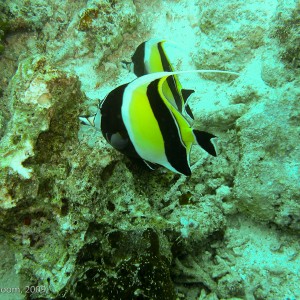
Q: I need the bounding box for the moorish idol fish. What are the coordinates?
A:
[80,69,239,176]
[131,38,195,119]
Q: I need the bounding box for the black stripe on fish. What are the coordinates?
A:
[181,89,195,119]
[157,42,183,111]
[157,41,173,72]
[131,42,146,76]
[147,79,191,176]
[100,83,156,169]
[157,42,194,118]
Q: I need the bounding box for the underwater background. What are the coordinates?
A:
[0,0,299,299]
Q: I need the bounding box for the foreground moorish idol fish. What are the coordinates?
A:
[80,70,239,176]
[131,38,195,119]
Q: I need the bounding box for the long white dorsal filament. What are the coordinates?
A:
[127,69,239,98]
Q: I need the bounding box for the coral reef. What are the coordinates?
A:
[0,12,8,54]
[234,82,300,229]
[0,0,299,299]
[59,227,176,299]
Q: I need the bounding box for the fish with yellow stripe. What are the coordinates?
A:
[131,38,195,119]
[80,69,239,176]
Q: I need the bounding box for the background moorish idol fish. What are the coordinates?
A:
[80,69,239,176]
[131,38,195,120]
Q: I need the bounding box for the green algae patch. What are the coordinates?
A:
[0,54,89,295]
[0,55,83,181]
[273,5,300,69]
[60,228,176,300]
[0,13,9,54]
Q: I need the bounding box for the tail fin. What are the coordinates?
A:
[181,88,195,101]
[193,130,218,157]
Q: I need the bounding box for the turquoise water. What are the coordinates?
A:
[0,0,299,299]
